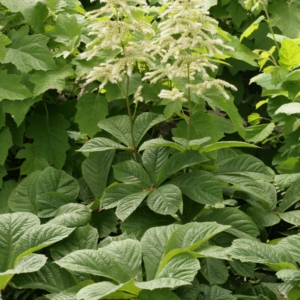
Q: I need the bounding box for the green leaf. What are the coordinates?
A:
[269,0,300,39]
[47,203,91,227]
[279,210,300,226]
[276,269,300,283]
[157,151,208,185]
[142,147,169,182]
[147,184,182,215]
[226,1,247,27]
[139,289,181,300]
[200,285,236,300]
[275,233,300,263]
[0,212,40,272]
[245,123,275,143]
[139,138,186,152]
[275,103,300,115]
[5,26,56,72]
[0,181,17,214]
[78,138,129,152]
[200,141,259,153]
[229,238,296,271]
[0,166,7,189]
[240,16,265,42]
[8,170,41,214]
[171,171,223,205]
[214,154,274,181]
[12,261,77,293]
[113,160,152,186]
[0,70,32,100]
[198,208,259,239]
[16,144,49,175]
[82,150,115,198]
[56,239,142,283]
[75,93,108,137]
[26,113,70,168]
[50,225,98,261]
[30,64,74,97]
[116,190,150,221]
[77,281,125,300]
[200,258,228,285]
[133,113,165,145]
[121,206,175,240]
[279,39,300,69]
[98,115,132,146]
[278,178,300,212]
[0,33,11,62]
[247,207,280,228]
[0,127,12,165]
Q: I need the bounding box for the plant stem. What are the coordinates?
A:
[261,1,280,53]
[187,63,192,141]
[125,74,139,162]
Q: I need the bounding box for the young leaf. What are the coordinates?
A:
[147,184,182,215]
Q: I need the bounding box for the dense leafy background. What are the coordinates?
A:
[1,0,300,299]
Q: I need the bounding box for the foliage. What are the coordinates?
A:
[1,0,300,299]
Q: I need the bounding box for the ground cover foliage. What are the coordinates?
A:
[1,0,300,299]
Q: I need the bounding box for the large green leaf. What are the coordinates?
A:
[200,258,228,285]
[98,116,132,146]
[0,181,17,214]
[113,160,152,186]
[26,113,70,168]
[278,178,300,212]
[147,184,182,215]
[156,151,208,185]
[200,141,259,153]
[56,239,142,283]
[245,123,275,144]
[279,39,300,69]
[30,64,74,97]
[47,203,91,227]
[133,113,165,145]
[139,138,186,152]
[142,147,169,182]
[4,26,55,72]
[171,171,223,205]
[50,225,98,261]
[82,150,115,198]
[229,239,296,271]
[0,127,13,165]
[279,211,300,226]
[139,289,181,300]
[198,208,259,239]
[0,33,11,62]
[12,261,77,293]
[275,103,300,115]
[75,93,108,137]
[276,269,300,283]
[78,138,129,152]
[275,233,300,263]
[214,154,273,181]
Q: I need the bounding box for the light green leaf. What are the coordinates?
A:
[47,203,91,227]
[56,239,142,283]
[229,238,296,270]
[0,33,11,62]
[276,269,300,282]
[147,184,182,215]
[75,93,108,137]
[77,281,124,300]
[157,151,208,185]
[98,115,131,146]
[121,206,175,240]
[82,150,114,198]
[5,26,56,72]
[139,289,181,300]
[171,171,223,205]
[30,64,74,97]
[142,147,169,182]
[101,183,143,209]
[133,113,165,145]
[78,138,128,152]
[0,70,32,100]
[279,210,300,226]
[200,141,259,153]
[50,225,98,261]
[240,16,265,42]
[113,160,152,186]
[276,233,300,263]
[245,123,275,143]
[0,127,12,165]
[214,154,273,181]
[247,207,280,228]
[26,113,70,168]
[0,212,40,272]
[278,178,300,212]
[139,138,185,152]
[198,208,259,239]
[8,170,41,214]
[116,190,150,221]
[200,258,228,285]
[17,144,49,175]
[90,210,118,239]
[12,261,76,293]
[275,103,300,115]
[0,181,17,214]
